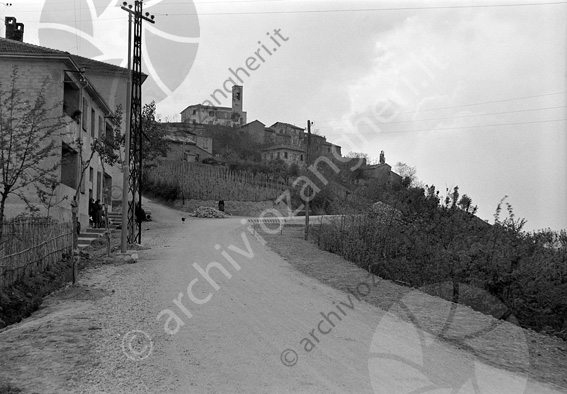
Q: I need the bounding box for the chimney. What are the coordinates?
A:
[5,17,24,42]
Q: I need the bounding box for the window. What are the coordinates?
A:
[284,152,288,159]
[192,110,196,115]
[105,123,114,156]
[209,111,214,117]
[61,143,78,189]
[99,115,104,139]
[300,154,304,161]
[63,81,80,118]
[104,174,112,204]
[82,98,88,131]
[97,171,102,200]
[89,167,93,182]
[91,108,96,138]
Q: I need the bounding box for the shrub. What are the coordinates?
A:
[312,191,567,338]
[0,383,22,394]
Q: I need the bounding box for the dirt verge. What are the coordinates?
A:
[0,257,74,329]
[0,231,129,393]
[260,225,567,391]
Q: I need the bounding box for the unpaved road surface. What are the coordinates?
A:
[0,199,566,393]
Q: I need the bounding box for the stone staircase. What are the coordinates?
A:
[78,211,123,249]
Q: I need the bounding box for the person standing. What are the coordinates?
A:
[94,199,103,228]
[135,202,146,224]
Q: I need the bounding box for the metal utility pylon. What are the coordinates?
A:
[121,1,155,247]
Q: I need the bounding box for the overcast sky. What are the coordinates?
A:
[3,0,566,231]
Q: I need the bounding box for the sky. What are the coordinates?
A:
[2,0,566,232]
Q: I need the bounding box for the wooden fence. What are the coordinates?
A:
[0,217,73,291]
[146,161,291,201]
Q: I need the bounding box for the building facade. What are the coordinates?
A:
[239,120,266,144]
[261,145,305,165]
[270,122,305,147]
[161,133,213,163]
[161,122,213,155]
[180,85,247,127]
[361,163,403,187]
[308,134,342,159]
[0,30,133,228]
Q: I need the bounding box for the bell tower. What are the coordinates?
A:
[231,85,243,125]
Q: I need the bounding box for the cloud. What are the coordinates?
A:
[333,5,566,230]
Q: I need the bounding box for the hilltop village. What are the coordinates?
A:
[158,85,402,189]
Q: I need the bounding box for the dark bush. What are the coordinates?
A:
[313,190,567,339]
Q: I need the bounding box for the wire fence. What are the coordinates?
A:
[0,217,73,291]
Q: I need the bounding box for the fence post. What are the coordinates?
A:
[71,198,79,284]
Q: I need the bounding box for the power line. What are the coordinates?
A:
[313,91,567,125]
[155,1,567,16]
[322,118,567,135]
[407,92,567,113]
[314,105,567,129]
[20,1,567,16]
[16,0,277,5]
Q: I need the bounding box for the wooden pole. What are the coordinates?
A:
[304,120,311,240]
[71,197,78,283]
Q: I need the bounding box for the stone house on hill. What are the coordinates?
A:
[161,122,212,155]
[270,122,305,147]
[261,145,305,165]
[309,133,342,159]
[239,120,266,144]
[161,133,213,163]
[180,85,246,127]
[361,163,403,187]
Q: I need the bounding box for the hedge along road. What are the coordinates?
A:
[5,198,565,393]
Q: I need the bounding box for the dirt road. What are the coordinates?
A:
[1,199,566,393]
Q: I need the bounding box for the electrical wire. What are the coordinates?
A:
[322,118,567,135]
[14,0,567,16]
[155,1,567,16]
[312,105,567,130]
[312,91,567,126]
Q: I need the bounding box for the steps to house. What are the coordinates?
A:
[77,212,121,248]
[107,212,122,229]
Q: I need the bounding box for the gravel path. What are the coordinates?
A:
[0,198,566,393]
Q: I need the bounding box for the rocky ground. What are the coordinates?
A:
[167,198,290,217]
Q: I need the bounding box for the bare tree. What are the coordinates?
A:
[0,66,67,252]
[95,108,123,256]
[37,181,68,219]
[394,162,422,188]
[346,151,370,160]
[72,106,123,253]
[65,104,123,280]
